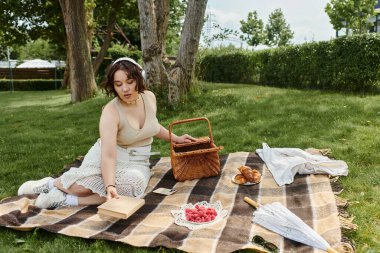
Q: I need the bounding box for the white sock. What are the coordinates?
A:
[47,179,55,190]
[65,194,79,206]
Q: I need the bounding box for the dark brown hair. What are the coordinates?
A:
[101,60,147,97]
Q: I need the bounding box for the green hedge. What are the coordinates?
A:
[197,51,259,84]
[197,34,380,92]
[196,47,260,84]
[0,80,62,91]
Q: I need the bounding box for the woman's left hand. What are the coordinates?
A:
[175,134,197,144]
[106,186,120,200]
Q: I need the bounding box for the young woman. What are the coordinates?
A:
[18,57,196,209]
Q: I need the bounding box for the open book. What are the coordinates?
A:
[97,196,145,219]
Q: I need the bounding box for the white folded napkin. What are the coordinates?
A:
[256,143,348,186]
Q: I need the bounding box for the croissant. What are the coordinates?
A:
[234,174,247,184]
[251,169,261,183]
[239,166,255,182]
[238,166,262,183]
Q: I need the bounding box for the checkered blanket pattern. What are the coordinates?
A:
[0,152,341,253]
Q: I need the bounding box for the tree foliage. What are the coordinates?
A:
[203,16,239,48]
[1,0,191,103]
[239,11,265,48]
[0,0,45,46]
[165,0,187,55]
[325,0,377,35]
[18,38,61,60]
[93,0,140,48]
[240,9,293,48]
[1,0,185,61]
[264,8,294,47]
[0,0,65,59]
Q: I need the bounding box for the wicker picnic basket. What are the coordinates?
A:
[169,117,223,182]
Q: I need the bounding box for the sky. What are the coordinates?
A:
[204,0,336,48]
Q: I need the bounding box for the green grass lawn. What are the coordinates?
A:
[0,83,379,252]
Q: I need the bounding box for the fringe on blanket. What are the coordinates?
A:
[330,176,357,253]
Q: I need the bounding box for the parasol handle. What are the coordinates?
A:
[326,247,339,253]
[244,197,261,209]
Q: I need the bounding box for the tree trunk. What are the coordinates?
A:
[154,0,170,55]
[59,0,97,103]
[138,0,207,103]
[137,0,167,89]
[170,0,208,101]
[92,0,122,77]
[61,38,70,89]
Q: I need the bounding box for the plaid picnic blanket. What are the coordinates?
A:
[0,152,341,253]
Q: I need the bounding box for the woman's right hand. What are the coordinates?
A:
[106,185,120,200]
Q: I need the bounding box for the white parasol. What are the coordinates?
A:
[244,197,339,253]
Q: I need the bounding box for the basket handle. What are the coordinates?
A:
[168,117,214,151]
[173,146,223,157]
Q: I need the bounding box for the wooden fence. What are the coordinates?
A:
[0,68,57,79]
